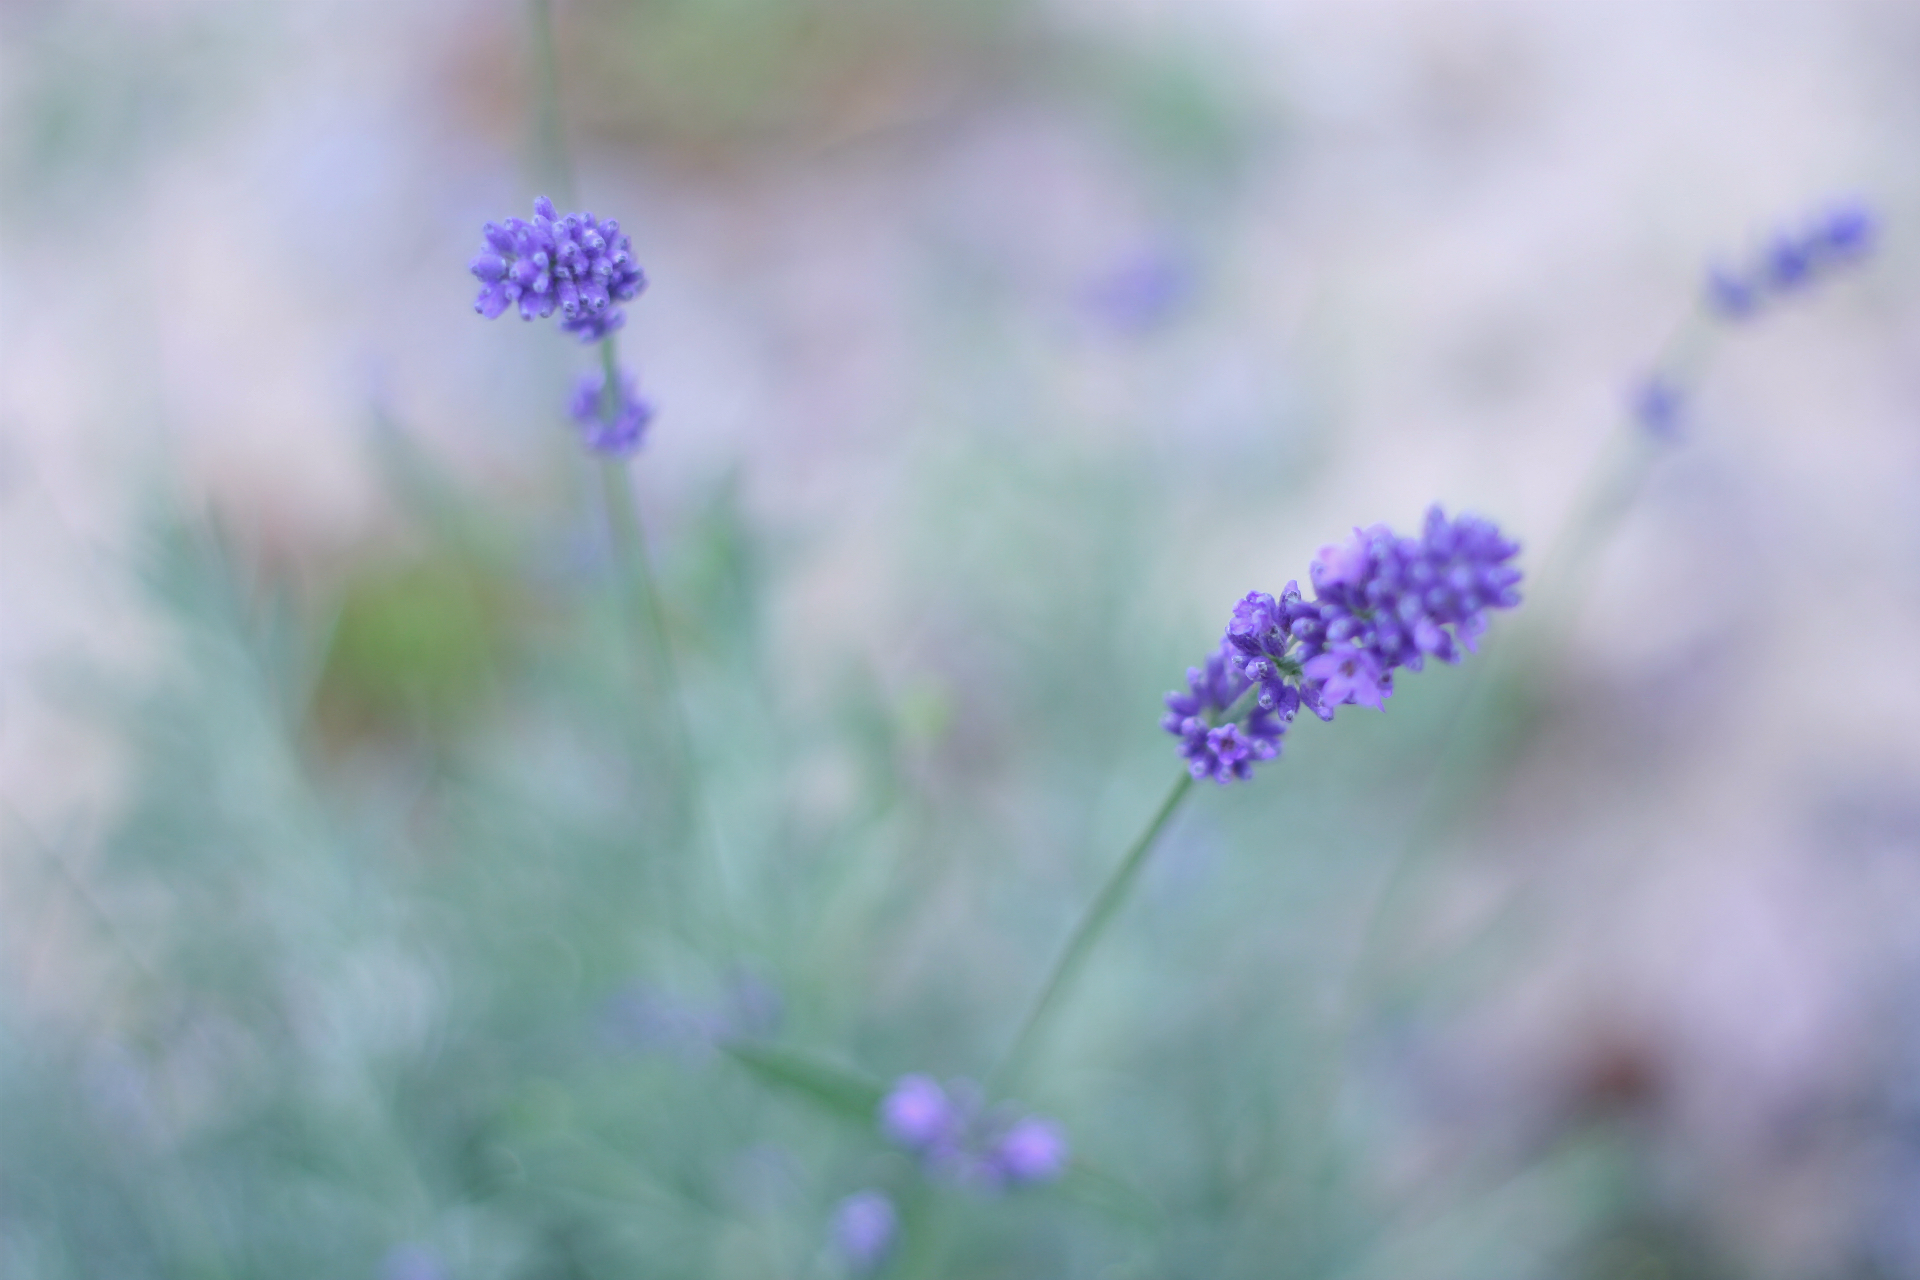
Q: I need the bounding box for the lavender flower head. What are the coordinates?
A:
[470,196,647,341]
[989,1116,1070,1185]
[877,1074,1068,1191]
[879,1073,961,1150]
[831,1190,898,1272]
[1166,506,1522,783]
[570,369,655,454]
[1704,200,1877,321]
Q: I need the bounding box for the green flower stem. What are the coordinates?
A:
[522,0,735,933]
[989,770,1196,1096]
[594,407,712,824]
[527,0,576,206]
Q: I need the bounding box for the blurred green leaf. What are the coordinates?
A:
[722,1042,886,1124]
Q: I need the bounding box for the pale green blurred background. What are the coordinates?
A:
[4,1,1920,1277]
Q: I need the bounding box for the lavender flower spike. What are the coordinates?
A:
[470,196,647,342]
[569,369,655,455]
[1702,198,1878,320]
[1164,506,1522,782]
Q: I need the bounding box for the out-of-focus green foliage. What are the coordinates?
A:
[0,394,1665,1278]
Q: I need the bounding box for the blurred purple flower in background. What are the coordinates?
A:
[878,1075,1068,1191]
[1081,247,1197,336]
[1632,374,1686,440]
[1636,200,1876,443]
[598,972,782,1061]
[1703,200,1877,321]
[880,1073,963,1150]
[989,1115,1070,1185]
[570,369,655,454]
[831,1190,898,1271]
[470,195,647,340]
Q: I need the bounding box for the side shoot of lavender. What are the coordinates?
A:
[991,507,1523,1092]
[1634,200,1875,441]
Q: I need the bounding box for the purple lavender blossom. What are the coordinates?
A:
[569,369,655,454]
[1167,507,1522,779]
[880,1074,961,1151]
[1161,644,1288,784]
[470,196,647,342]
[989,1116,1070,1185]
[1700,199,1877,319]
[831,1190,898,1271]
[878,1075,1068,1193]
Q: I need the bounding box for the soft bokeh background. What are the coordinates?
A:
[5,1,1920,1276]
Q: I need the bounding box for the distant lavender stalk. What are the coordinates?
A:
[470,195,647,340]
[1632,199,1877,438]
[570,369,655,455]
[1704,201,1877,319]
[877,1074,1069,1191]
[1164,506,1523,783]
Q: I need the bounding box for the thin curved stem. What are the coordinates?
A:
[988,770,1195,1097]
[527,0,577,206]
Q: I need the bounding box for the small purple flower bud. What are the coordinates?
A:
[474,282,511,318]
[569,368,654,455]
[1705,265,1760,320]
[880,1074,956,1150]
[1764,234,1814,291]
[831,1191,897,1272]
[1632,374,1685,439]
[532,195,557,220]
[991,1116,1069,1185]
[469,253,507,282]
[1817,202,1875,258]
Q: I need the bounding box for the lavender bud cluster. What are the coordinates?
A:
[569,370,655,455]
[470,195,647,341]
[1164,506,1522,784]
[879,1074,1069,1190]
[1704,201,1876,321]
